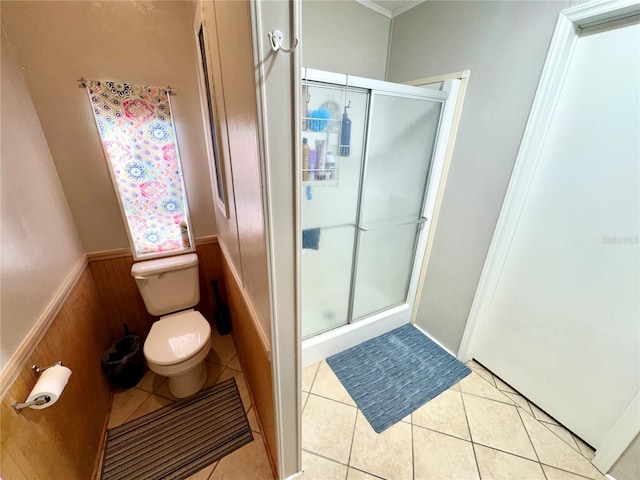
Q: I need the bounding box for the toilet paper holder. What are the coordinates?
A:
[12,394,52,412]
[11,361,63,413]
[32,361,62,375]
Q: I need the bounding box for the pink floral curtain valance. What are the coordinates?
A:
[86,80,193,258]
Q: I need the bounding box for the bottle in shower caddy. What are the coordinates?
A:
[315,139,326,180]
[308,149,317,180]
[325,152,336,180]
[302,138,310,181]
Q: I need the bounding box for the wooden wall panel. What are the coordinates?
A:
[88,254,154,342]
[195,240,228,327]
[88,240,225,344]
[1,240,227,480]
[221,256,277,476]
[0,268,112,480]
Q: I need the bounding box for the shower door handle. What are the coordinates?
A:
[358,217,428,232]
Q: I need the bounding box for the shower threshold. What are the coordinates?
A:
[301,303,410,367]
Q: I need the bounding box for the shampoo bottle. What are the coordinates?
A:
[302,138,310,180]
[308,150,317,180]
[315,139,326,180]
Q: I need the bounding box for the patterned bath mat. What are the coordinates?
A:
[327,324,471,433]
[101,378,253,480]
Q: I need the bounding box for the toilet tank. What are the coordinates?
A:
[131,253,200,316]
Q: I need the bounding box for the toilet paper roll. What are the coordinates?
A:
[27,365,72,410]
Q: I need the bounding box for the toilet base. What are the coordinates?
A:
[167,361,207,398]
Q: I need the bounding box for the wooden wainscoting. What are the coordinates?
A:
[221,254,277,476]
[88,238,226,344]
[0,238,229,480]
[0,267,112,480]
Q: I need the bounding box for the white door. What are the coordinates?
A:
[472,14,639,449]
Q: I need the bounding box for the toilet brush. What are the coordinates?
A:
[211,280,232,335]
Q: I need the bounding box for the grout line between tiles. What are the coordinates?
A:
[475,362,596,469]
[309,361,322,392]
[516,407,547,470]
[412,423,474,444]
[472,440,560,475]
[538,419,583,455]
[345,408,359,469]
[460,393,482,479]
[302,448,350,468]
[305,391,356,409]
[459,388,516,406]
[571,432,596,460]
[410,413,415,480]
[515,402,586,459]
[539,462,602,480]
[207,459,220,480]
[349,466,387,479]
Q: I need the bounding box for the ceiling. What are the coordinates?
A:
[360,0,426,18]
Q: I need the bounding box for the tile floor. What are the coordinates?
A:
[105,329,274,480]
[107,330,603,480]
[301,359,603,480]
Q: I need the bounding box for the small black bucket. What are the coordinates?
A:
[101,325,145,389]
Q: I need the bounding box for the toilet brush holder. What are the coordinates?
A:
[211,280,232,335]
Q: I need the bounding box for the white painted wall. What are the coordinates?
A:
[1,1,216,253]
[302,0,390,80]
[1,29,84,369]
[386,0,569,353]
[611,434,640,480]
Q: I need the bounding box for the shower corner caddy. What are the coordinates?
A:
[301,123,341,188]
[302,85,350,189]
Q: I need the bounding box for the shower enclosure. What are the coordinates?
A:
[301,69,456,363]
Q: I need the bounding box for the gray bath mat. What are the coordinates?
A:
[101,378,253,480]
[327,324,471,433]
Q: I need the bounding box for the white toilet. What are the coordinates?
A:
[131,253,212,398]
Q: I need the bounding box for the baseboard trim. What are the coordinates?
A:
[0,254,89,399]
[86,235,219,262]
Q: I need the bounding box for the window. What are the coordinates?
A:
[86,80,195,259]
[194,13,229,219]
[198,26,226,207]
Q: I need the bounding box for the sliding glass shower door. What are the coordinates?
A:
[300,83,369,338]
[301,71,447,340]
[351,93,442,320]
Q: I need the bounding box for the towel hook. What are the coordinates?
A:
[268,30,299,54]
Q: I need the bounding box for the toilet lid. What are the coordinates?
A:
[144,311,211,366]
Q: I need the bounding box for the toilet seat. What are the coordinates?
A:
[144,310,211,366]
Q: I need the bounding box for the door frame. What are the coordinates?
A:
[457,0,640,473]
[403,71,470,333]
